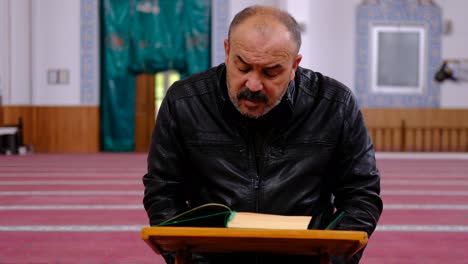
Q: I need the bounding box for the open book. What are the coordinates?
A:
[154,203,342,230]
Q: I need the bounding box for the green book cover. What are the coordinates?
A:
[155,203,234,227]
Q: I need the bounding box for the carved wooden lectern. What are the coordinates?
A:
[141,227,368,264]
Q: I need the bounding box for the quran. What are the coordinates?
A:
[155,203,314,230]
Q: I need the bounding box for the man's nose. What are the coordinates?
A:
[245,73,263,92]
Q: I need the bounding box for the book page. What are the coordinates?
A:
[227,212,312,230]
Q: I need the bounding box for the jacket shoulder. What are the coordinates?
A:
[165,66,221,101]
[297,67,352,104]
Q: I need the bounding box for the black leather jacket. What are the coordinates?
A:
[143,64,383,264]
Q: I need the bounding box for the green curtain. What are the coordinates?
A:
[101,0,135,151]
[101,0,211,151]
[129,0,211,75]
[183,0,211,75]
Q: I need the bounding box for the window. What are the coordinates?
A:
[371,25,426,94]
[154,71,180,117]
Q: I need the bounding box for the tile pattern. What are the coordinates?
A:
[355,0,442,107]
[80,0,98,105]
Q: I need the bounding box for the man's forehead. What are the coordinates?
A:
[229,33,296,64]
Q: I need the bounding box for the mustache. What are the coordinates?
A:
[237,88,268,103]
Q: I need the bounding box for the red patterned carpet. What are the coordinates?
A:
[0,153,467,263]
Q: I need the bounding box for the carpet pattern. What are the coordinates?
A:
[0,153,467,263]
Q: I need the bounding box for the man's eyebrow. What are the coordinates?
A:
[236,55,282,70]
[236,55,249,65]
[265,64,282,70]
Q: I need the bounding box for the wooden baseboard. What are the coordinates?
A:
[0,106,99,153]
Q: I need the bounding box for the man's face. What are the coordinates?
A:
[224,17,302,118]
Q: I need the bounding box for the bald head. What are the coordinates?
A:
[228,6,302,53]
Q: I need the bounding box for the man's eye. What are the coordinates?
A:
[238,68,249,73]
[264,71,278,78]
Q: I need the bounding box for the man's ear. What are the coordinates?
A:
[290,54,302,80]
[224,39,230,65]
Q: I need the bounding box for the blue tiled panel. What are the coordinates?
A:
[355,0,442,108]
[211,0,230,67]
[80,0,98,105]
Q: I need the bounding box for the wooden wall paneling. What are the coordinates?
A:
[378,129,384,151]
[451,129,458,151]
[441,128,449,151]
[383,128,392,151]
[381,128,387,151]
[423,129,432,151]
[362,108,468,152]
[406,129,414,152]
[450,129,459,151]
[444,128,451,151]
[35,106,99,152]
[135,74,155,153]
[1,106,99,153]
[362,109,404,152]
[460,129,466,152]
[432,128,441,152]
[71,107,98,152]
[34,107,49,152]
[461,129,468,151]
[410,128,415,151]
[375,128,383,151]
[85,106,100,152]
[390,128,399,151]
[458,129,462,151]
[413,128,420,152]
[370,129,376,148]
[369,128,376,149]
[36,107,57,152]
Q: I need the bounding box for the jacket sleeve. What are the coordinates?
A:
[331,92,383,263]
[142,95,188,226]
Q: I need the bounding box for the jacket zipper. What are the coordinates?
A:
[245,123,269,213]
[253,128,270,213]
[249,133,260,213]
[254,177,260,189]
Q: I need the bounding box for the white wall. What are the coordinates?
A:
[0,0,10,104]
[437,0,468,108]
[31,0,81,105]
[0,0,98,106]
[286,0,360,89]
[0,0,31,105]
[10,0,32,104]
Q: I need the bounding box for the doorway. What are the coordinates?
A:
[134,71,180,152]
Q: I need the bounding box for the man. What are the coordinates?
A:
[143,5,382,264]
